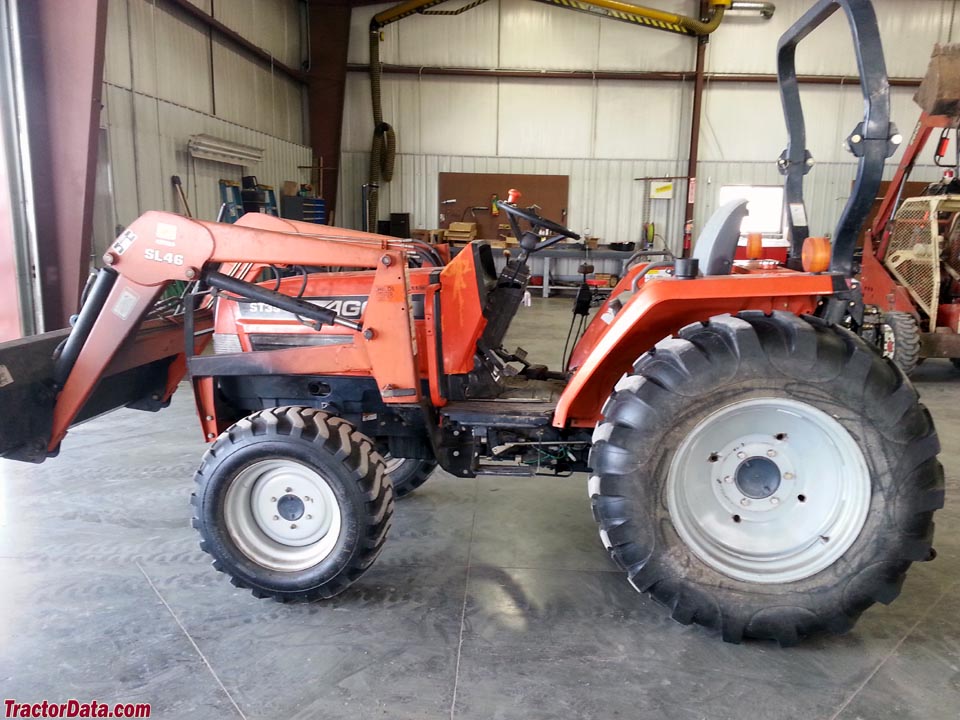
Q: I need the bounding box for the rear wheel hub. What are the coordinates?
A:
[276,493,305,522]
[735,456,781,499]
[667,398,871,584]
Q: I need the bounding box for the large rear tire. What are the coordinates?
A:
[192,407,393,601]
[589,312,943,645]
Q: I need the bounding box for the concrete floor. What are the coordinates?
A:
[2,296,959,720]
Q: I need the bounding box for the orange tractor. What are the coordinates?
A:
[0,0,944,645]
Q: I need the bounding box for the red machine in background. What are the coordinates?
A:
[860,45,960,373]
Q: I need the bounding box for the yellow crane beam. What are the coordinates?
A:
[372,0,732,37]
[363,0,741,230]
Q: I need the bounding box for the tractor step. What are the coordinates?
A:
[440,400,555,428]
[475,464,535,477]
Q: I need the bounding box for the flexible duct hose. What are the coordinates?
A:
[680,4,724,35]
[362,0,731,230]
[368,31,397,231]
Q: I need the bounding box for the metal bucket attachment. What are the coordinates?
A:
[916,44,960,117]
[0,319,192,463]
[0,329,68,462]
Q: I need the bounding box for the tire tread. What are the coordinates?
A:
[192,407,393,603]
[589,312,943,645]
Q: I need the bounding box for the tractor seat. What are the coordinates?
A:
[692,198,749,276]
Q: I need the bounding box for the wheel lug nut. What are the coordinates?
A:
[307,514,313,520]
[784,472,794,480]
[271,497,277,502]
[286,487,293,493]
[767,449,777,457]
[290,523,297,529]
[723,476,732,483]
[737,452,746,459]
[770,497,780,505]
[740,498,751,507]
[273,515,280,521]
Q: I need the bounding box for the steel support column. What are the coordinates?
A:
[17,0,107,332]
[0,0,26,341]
[306,2,352,220]
[682,0,709,257]
[0,112,20,341]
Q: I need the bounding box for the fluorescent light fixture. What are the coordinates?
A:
[187,134,264,166]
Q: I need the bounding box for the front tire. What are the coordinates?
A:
[383,454,437,498]
[589,312,943,645]
[878,311,921,375]
[192,407,394,601]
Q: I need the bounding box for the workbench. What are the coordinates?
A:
[486,246,633,298]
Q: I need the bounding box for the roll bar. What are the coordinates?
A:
[777,0,901,276]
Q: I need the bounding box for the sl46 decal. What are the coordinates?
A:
[144,248,185,265]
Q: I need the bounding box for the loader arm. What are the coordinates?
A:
[1,212,420,462]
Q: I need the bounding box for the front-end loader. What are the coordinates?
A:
[0,0,944,645]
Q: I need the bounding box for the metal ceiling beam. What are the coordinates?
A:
[305,3,352,217]
[161,0,306,84]
[683,0,710,257]
[345,63,922,87]
[371,0,732,36]
[311,0,385,5]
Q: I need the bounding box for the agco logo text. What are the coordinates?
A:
[238,296,368,320]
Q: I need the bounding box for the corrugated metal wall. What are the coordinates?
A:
[694,161,944,238]
[339,0,959,248]
[340,151,686,246]
[340,151,944,255]
[99,0,311,231]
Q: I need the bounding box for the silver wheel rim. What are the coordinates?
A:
[666,398,871,584]
[224,458,342,572]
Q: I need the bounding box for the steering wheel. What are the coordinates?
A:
[496,201,580,255]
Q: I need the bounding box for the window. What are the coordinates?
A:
[718,185,785,236]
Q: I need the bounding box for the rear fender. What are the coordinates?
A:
[553,273,838,428]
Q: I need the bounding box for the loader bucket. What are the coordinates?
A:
[0,329,68,462]
[0,315,201,463]
[915,43,960,116]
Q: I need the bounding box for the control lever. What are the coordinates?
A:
[572,283,593,317]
